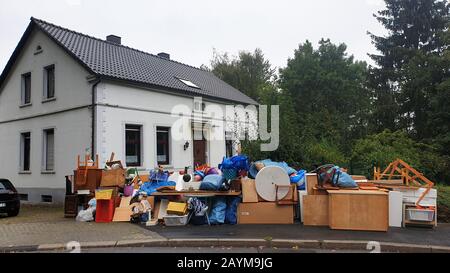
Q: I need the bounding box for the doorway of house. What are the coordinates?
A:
[193,134,207,167]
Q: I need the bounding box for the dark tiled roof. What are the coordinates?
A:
[4,17,257,105]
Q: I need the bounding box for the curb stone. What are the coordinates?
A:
[80,241,117,249]
[116,238,168,247]
[37,243,66,251]
[431,245,450,253]
[2,238,449,253]
[379,242,432,253]
[168,238,219,247]
[0,245,39,253]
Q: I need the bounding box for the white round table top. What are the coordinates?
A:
[255,166,290,201]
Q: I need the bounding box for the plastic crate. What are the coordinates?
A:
[406,208,435,222]
[95,189,114,200]
[164,213,190,226]
[96,199,116,223]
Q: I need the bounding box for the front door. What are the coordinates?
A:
[193,139,207,167]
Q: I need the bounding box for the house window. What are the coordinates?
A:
[21,73,31,105]
[20,132,31,172]
[125,125,142,167]
[194,101,206,112]
[44,65,55,99]
[41,195,53,203]
[43,129,55,171]
[177,78,200,89]
[225,131,234,158]
[19,194,29,201]
[157,127,170,165]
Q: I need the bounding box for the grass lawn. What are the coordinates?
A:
[436,184,450,223]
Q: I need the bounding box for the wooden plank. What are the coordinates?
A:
[328,191,388,231]
[351,175,367,180]
[358,186,379,190]
[151,191,241,196]
[238,203,294,224]
[305,173,318,195]
[303,195,329,226]
[327,190,387,195]
[370,179,404,184]
[241,179,259,203]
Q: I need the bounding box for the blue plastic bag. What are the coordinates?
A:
[219,155,249,171]
[138,180,176,195]
[249,159,297,179]
[330,166,357,188]
[209,197,227,224]
[225,197,241,225]
[290,170,306,190]
[199,174,225,191]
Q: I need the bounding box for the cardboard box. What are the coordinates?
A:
[167,202,188,216]
[238,202,294,224]
[303,195,329,226]
[242,179,259,203]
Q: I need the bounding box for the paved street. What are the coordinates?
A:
[145,222,450,247]
[1,205,449,252]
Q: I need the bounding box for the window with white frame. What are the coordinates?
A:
[21,72,31,105]
[20,132,31,172]
[178,78,200,89]
[43,129,55,171]
[44,65,55,99]
[125,125,142,167]
[156,127,170,165]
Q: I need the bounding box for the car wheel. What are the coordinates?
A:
[7,209,19,217]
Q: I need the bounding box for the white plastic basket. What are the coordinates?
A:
[406,208,435,222]
[164,213,190,226]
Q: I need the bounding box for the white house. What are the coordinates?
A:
[0,18,258,204]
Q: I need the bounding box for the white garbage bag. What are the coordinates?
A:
[76,207,96,222]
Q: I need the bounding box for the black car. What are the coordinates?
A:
[0,179,20,217]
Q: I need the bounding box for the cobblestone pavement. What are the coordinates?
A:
[0,205,164,248]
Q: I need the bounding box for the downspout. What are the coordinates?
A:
[91,78,101,157]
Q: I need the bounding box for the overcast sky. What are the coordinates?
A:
[0,0,388,72]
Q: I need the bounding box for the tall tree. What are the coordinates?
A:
[277,39,371,169]
[207,48,276,103]
[368,0,450,138]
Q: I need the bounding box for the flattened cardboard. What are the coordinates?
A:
[242,179,259,203]
[119,196,132,207]
[112,207,132,222]
[238,202,294,224]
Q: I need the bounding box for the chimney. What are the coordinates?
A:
[106,35,121,45]
[157,52,170,60]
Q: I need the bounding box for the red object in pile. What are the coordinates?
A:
[95,199,116,223]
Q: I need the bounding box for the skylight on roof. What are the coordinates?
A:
[178,78,200,89]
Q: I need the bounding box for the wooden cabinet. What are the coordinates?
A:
[303,195,329,226]
[328,190,388,232]
[74,169,102,193]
